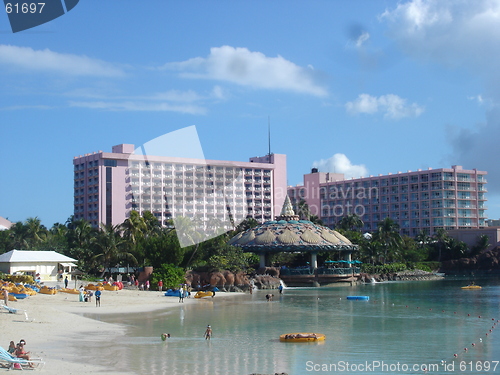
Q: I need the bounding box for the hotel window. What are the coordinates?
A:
[431,172,442,181]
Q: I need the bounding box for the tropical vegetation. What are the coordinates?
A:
[0,213,489,281]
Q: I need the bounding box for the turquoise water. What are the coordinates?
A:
[81,278,500,375]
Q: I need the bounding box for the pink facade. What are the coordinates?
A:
[288,165,487,236]
[74,145,287,228]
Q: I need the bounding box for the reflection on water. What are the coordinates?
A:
[75,278,500,374]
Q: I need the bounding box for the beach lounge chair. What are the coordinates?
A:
[0,346,44,370]
[2,305,31,321]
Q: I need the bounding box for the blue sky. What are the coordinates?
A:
[1,0,500,227]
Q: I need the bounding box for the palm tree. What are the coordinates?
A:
[470,234,490,257]
[235,218,259,233]
[67,218,94,249]
[373,217,402,263]
[92,224,137,277]
[171,216,205,268]
[432,228,449,262]
[142,210,161,236]
[294,199,311,220]
[24,217,47,246]
[415,230,432,249]
[122,210,148,245]
[9,221,30,249]
[337,214,364,232]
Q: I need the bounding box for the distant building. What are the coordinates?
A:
[288,165,487,236]
[447,228,500,252]
[0,216,12,231]
[73,144,287,228]
[485,219,500,227]
[0,250,77,281]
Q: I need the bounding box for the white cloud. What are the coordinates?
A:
[381,0,500,198]
[65,88,215,114]
[211,85,228,100]
[163,45,327,97]
[0,44,124,77]
[68,101,206,115]
[345,93,424,119]
[356,32,370,47]
[312,154,368,179]
[380,0,500,74]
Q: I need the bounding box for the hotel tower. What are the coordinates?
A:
[73,144,287,229]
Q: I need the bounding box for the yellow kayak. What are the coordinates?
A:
[461,285,482,289]
[194,291,213,298]
[280,333,326,342]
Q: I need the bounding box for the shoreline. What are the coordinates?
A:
[1,284,244,374]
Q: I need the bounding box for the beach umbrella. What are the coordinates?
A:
[69,269,85,289]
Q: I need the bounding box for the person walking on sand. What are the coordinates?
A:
[64,276,69,289]
[179,288,184,303]
[204,325,212,340]
[95,289,101,307]
[158,280,163,292]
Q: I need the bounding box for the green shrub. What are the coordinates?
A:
[361,263,408,274]
[150,264,185,289]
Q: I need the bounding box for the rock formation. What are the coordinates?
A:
[440,247,500,273]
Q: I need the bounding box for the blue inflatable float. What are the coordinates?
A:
[9,293,29,299]
[346,296,369,301]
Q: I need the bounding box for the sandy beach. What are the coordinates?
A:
[1,283,242,374]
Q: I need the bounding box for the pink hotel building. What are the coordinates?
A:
[288,165,488,236]
[73,144,287,228]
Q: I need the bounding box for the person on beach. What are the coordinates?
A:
[14,343,30,361]
[64,276,68,289]
[266,294,274,301]
[278,284,283,294]
[179,288,184,303]
[95,289,101,307]
[145,280,150,291]
[79,285,85,302]
[158,280,163,292]
[7,341,16,354]
[204,325,212,340]
[86,290,93,303]
[3,289,8,306]
[161,333,170,341]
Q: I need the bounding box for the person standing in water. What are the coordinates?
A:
[204,325,212,340]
